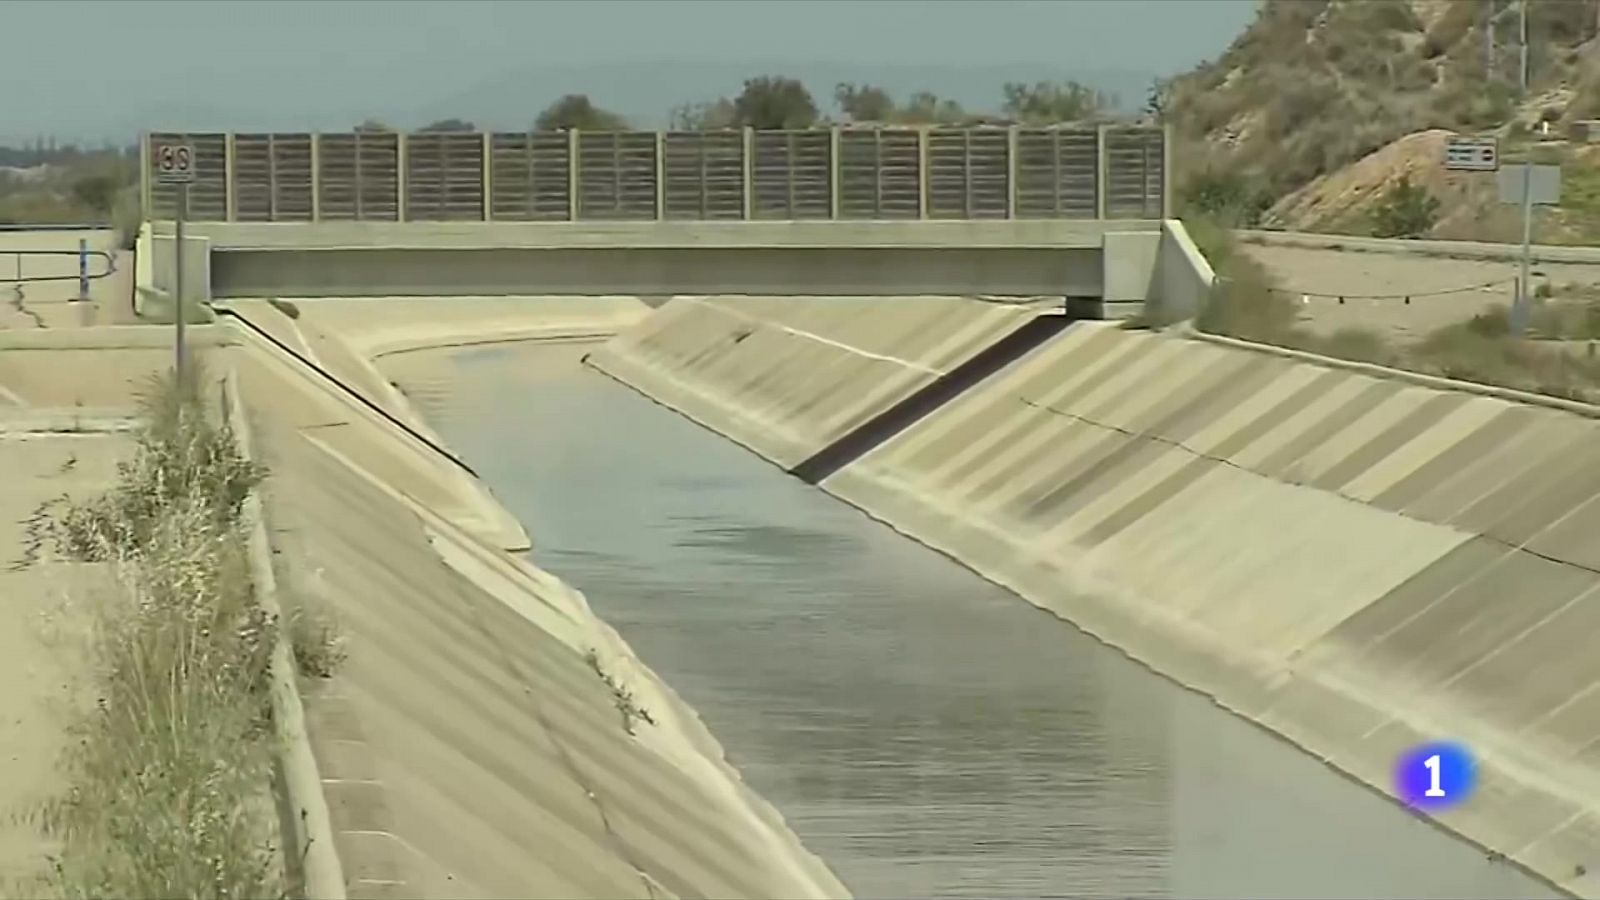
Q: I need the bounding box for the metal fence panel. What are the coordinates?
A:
[662,131,745,220]
[1014,128,1098,219]
[1104,128,1164,219]
[146,126,1165,223]
[576,131,657,220]
[751,130,831,220]
[927,128,1010,219]
[147,132,228,220]
[489,132,572,221]
[316,132,400,221]
[405,132,485,221]
[232,134,313,221]
[837,129,921,220]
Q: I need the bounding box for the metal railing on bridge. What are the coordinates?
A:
[141,125,1169,224]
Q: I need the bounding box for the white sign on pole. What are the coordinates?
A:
[1445,136,1499,172]
[155,143,196,184]
[1497,163,1562,205]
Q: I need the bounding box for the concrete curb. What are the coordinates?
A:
[222,366,347,900]
[1183,323,1600,419]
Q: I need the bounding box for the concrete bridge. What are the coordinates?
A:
[139,126,1212,323]
[3,126,1594,898]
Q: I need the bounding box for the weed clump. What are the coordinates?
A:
[26,365,288,900]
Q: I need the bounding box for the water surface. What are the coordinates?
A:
[385,338,1557,900]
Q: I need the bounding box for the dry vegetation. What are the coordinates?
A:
[1168,0,1600,240]
[1188,215,1600,402]
[11,365,340,899]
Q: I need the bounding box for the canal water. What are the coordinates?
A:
[383,338,1556,900]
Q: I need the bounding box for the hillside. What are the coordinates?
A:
[1166,0,1600,239]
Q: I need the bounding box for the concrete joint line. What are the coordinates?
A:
[223,367,348,900]
[690,298,944,375]
[294,433,654,895]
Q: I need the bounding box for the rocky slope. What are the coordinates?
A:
[1165,0,1600,239]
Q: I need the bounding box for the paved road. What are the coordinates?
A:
[1244,243,1600,340]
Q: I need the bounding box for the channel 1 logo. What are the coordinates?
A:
[1393,740,1477,812]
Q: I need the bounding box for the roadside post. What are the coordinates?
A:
[76,237,88,302]
[154,142,195,384]
[1496,157,1561,335]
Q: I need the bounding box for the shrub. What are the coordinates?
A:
[1371,174,1441,238]
[24,364,300,900]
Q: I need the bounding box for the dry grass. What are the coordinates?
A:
[1192,216,1600,402]
[14,364,303,899]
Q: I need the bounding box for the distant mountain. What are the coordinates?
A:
[9,59,1160,147]
[408,60,1163,130]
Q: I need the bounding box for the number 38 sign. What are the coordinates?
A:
[155,143,196,185]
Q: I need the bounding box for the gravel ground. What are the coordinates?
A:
[1245,244,1600,341]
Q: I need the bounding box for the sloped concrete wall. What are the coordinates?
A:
[586,295,1048,470]
[232,320,849,899]
[592,300,1600,896]
[1147,220,1213,322]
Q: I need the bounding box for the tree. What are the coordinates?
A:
[1370,174,1440,238]
[535,94,628,131]
[898,91,966,125]
[71,173,120,213]
[834,83,894,123]
[1144,77,1172,122]
[669,98,737,130]
[419,118,475,132]
[733,76,819,129]
[353,119,393,132]
[1000,80,1110,124]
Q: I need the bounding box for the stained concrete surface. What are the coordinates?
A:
[228,308,847,899]
[591,297,1600,896]
[381,337,1555,899]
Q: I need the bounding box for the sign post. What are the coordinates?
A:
[1496,160,1562,335]
[155,142,195,385]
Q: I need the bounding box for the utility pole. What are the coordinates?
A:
[1486,0,1496,80]
[1520,0,1530,94]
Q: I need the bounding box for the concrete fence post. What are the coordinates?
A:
[224,133,238,222]
[828,126,841,220]
[1095,122,1110,220]
[917,127,929,219]
[654,131,666,221]
[139,132,152,220]
[1161,123,1173,220]
[480,132,492,222]
[394,132,407,223]
[741,127,754,220]
[310,133,322,222]
[567,129,580,221]
[1007,125,1019,219]
[267,133,279,221]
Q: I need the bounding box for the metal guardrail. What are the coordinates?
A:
[2,243,117,304]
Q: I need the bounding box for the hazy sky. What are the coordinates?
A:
[1,0,1257,143]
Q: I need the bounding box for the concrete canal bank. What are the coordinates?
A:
[0,307,847,899]
[588,295,1600,897]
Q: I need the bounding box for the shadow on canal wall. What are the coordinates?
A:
[587,295,1600,899]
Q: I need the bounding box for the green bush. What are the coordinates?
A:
[1370,174,1441,238]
